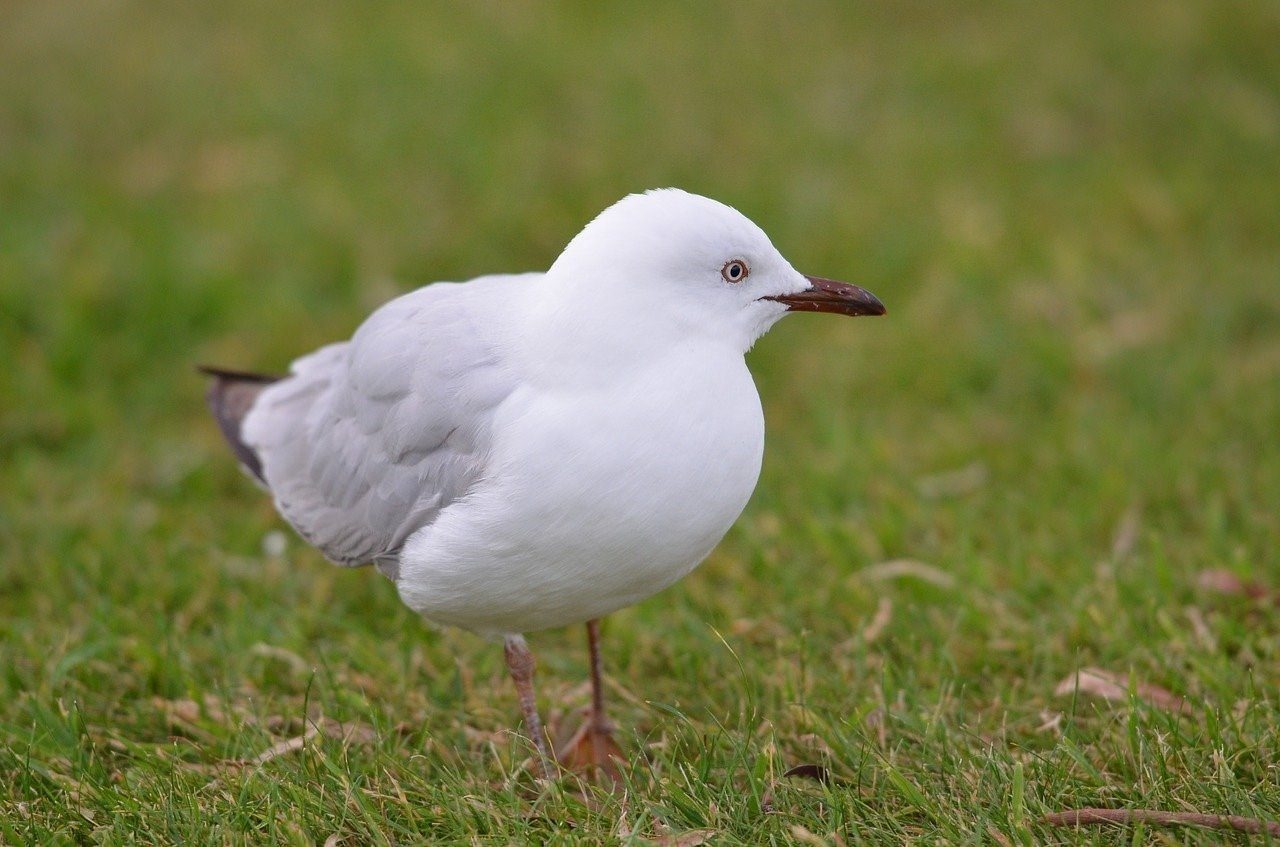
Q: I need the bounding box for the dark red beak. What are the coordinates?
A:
[762,275,886,317]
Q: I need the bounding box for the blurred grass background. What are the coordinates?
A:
[2,1,1279,843]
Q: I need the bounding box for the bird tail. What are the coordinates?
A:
[198,365,282,484]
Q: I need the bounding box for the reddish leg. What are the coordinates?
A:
[503,634,554,780]
[556,618,624,780]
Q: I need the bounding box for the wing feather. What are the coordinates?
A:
[241,275,528,566]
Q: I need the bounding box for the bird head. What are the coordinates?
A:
[547,189,884,353]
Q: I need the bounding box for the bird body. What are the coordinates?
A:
[395,330,765,636]
[205,188,885,778]
[240,266,767,638]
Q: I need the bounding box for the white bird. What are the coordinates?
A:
[202,188,885,779]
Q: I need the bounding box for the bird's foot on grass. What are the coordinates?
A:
[556,713,624,785]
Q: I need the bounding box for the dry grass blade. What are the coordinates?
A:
[648,829,716,846]
[861,598,893,643]
[1045,808,1280,836]
[1198,569,1280,604]
[249,643,310,675]
[1184,606,1217,651]
[1035,710,1064,735]
[251,723,320,765]
[1110,506,1141,560]
[316,717,379,746]
[152,696,232,726]
[985,823,1015,847]
[859,560,956,589]
[615,807,633,840]
[762,763,835,813]
[796,733,835,758]
[788,824,832,846]
[1054,667,1192,715]
[916,462,987,498]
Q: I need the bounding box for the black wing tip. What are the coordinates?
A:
[197,364,283,383]
[200,364,282,484]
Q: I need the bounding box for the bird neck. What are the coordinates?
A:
[519,273,737,389]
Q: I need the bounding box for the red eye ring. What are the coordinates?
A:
[721,259,749,283]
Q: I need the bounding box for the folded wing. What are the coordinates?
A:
[241,276,527,569]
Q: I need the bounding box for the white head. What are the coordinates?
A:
[541,189,884,356]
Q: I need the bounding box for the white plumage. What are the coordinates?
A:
[207,188,884,777]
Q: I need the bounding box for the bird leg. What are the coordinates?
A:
[555,618,624,780]
[503,634,555,780]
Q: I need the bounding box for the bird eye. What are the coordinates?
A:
[721,259,749,283]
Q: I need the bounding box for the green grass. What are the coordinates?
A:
[3,0,1279,843]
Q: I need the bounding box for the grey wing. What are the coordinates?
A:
[241,278,522,567]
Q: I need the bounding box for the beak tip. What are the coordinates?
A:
[773,275,887,317]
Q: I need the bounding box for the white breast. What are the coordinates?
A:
[395,343,764,637]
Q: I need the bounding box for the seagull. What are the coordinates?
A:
[201,189,885,780]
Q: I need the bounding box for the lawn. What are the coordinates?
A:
[2,1,1279,843]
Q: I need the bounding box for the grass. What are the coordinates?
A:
[2,0,1279,843]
